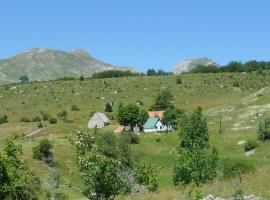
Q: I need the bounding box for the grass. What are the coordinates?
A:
[1,71,270,199]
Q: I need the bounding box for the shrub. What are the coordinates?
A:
[71,104,80,111]
[96,132,118,159]
[244,140,258,151]
[156,137,161,143]
[32,139,53,161]
[105,102,113,112]
[49,117,57,124]
[0,115,8,124]
[222,157,255,178]
[233,81,240,87]
[176,76,182,84]
[57,110,67,120]
[133,163,158,191]
[32,116,42,122]
[37,122,44,129]
[258,117,270,141]
[41,111,50,121]
[20,117,31,122]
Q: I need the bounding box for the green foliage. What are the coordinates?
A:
[57,110,68,120]
[173,107,219,185]
[244,140,259,152]
[133,163,158,191]
[91,70,142,79]
[81,151,124,200]
[0,139,40,199]
[185,182,204,200]
[176,76,182,84]
[137,109,148,127]
[32,139,53,161]
[105,102,113,112]
[189,60,270,74]
[71,104,80,111]
[163,108,184,126]
[117,134,133,168]
[146,69,156,76]
[117,103,140,126]
[221,157,255,179]
[49,117,58,124]
[96,132,118,159]
[72,129,125,200]
[19,75,29,83]
[233,81,240,87]
[37,122,44,129]
[32,116,42,122]
[79,75,84,81]
[20,116,31,122]
[0,115,8,124]
[41,111,50,121]
[150,90,174,111]
[258,117,270,141]
[126,132,140,144]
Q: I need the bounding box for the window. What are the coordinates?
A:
[160,126,162,129]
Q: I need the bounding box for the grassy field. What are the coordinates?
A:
[1,71,270,199]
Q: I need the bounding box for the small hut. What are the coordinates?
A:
[88,112,110,129]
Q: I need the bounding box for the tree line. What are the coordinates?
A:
[190,60,270,74]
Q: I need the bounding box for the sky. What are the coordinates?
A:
[1,0,270,72]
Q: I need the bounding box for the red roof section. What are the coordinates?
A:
[148,111,164,120]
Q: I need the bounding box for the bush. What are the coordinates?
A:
[96,132,118,159]
[244,140,258,151]
[57,110,67,120]
[222,157,255,178]
[133,163,158,191]
[233,81,240,87]
[37,122,44,129]
[20,117,31,122]
[156,137,161,143]
[32,139,53,161]
[176,76,182,84]
[71,104,80,111]
[41,111,50,121]
[0,115,8,124]
[258,117,270,141]
[105,102,113,112]
[32,116,42,122]
[49,117,58,124]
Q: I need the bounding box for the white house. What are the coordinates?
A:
[143,117,171,133]
[88,112,110,129]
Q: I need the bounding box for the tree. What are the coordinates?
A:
[0,139,41,199]
[19,75,29,83]
[81,151,124,200]
[117,103,140,127]
[146,69,156,76]
[163,108,184,126]
[137,109,149,127]
[157,69,166,76]
[173,107,218,185]
[72,129,125,200]
[150,90,174,111]
[105,102,113,112]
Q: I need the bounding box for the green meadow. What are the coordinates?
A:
[1,71,270,199]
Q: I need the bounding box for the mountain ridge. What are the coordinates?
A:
[0,48,140,83]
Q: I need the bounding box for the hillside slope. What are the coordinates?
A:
[1,72,270,199]
[0,48,139,83]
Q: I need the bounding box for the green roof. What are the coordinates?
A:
[144,117,159,129]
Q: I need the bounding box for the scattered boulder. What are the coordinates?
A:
[245,149,256,157]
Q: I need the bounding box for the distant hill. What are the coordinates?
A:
[173,57,219,74]
[0,48,140,83]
